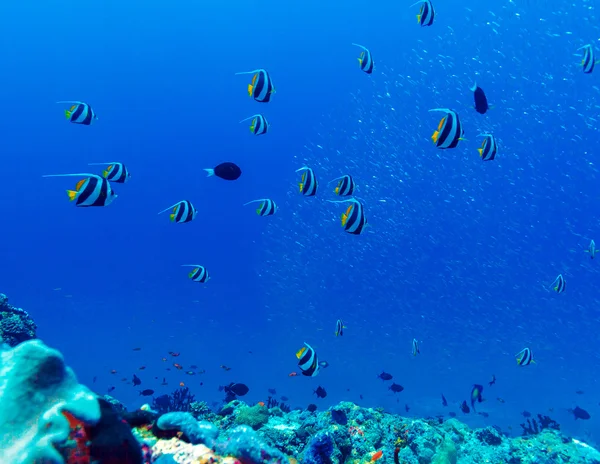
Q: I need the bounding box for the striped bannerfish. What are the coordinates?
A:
[158,200,197,224]
[235,69,275,103]
[335,319,345,337]
[330,174,356,196]
[550,274,566,293]
[181,264,209,283]
[411,0,435,27]
[296,166,318,196]
[585,239,596,259]
[243,198,277,216]
[89,162,130,183]
[296,342,320,377]
[515,347,534,366]
[429,108,464,149]
[42,173,117,207]
[240,114,269,136]
[412,338,420,356]
[478,134,498,161]
[56,101,97,125]
[352,43,374,74]
[329,198,368,235]
[578,44,597,74]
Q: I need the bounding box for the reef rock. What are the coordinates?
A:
[0,339,100,464]
[0,293,36,347]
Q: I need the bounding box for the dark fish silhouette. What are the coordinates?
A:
[378,371,393,381]
[280,396,289,401]
[470,82,489,114]
[225,382,249,397]
[522,411,531,418]
[441,394,448,407]
[570,406,591,420]
[307,403,317,412]
[460,400,470,414]
[314,386,327,398]
[268,388,277,395]
[389,383,404,393]
[488,375,496,386]
[132,374,141,386]
[205,162,242,181]
[139,389,154,396]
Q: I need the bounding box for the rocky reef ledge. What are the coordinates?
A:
[1,338,599,464]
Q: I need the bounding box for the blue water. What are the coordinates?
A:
[1,0,599,446]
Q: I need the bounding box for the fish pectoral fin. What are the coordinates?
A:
[431,131,439,143]
[247,84,254,96]
[66,190,78,201]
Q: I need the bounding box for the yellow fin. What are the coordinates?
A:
[64,110,71,119]
[75,179,86,191]
[478,148,483,156]
[437,117,445,131]
[341,213,348,226]
[431,131,439,143]
[256,208,261,215]
[102,169,109,178]
[335,186,340,194]
[247,84,253,96]
[170,213,175,222]
[417,14,421,23]
[66,190,77,201]
[250,124,255,132]
[296,347,306,359]
[299,183,303,192]
[358,58,363,66]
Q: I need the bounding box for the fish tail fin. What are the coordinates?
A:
[66,190,78,201]
[169,214,175,222]
[247,84,253,96]
[204,169,215,177]
[64,110,71,119]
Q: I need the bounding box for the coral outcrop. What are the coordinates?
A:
[0,293,36,347]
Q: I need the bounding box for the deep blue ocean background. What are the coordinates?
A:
[1,0,599,446]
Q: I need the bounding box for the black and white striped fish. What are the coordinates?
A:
[352,43,374,74]
[57,101,97,125]
[478,134,497,161]
[335,319,345,337]
[42,173,117,207]
[329,198,368,235]
[330,174,355,196]
[235,68,275,103]
[579,44,598,74]
[550,274,566,293]
[240,114,269,136]
[182,264,209,283]
[429,108,464,149]
[515,347,534,366]
[296,342,320,377]
[585,239,596,259]
[243,198,277,216]
[89,162,130,183]
[297,166,318,196]
[411,0,435,27]
[158,200,197,224]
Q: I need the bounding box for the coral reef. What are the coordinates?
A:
[0,339,100,464]
[1,340,599,464]
[0,293,36,347]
